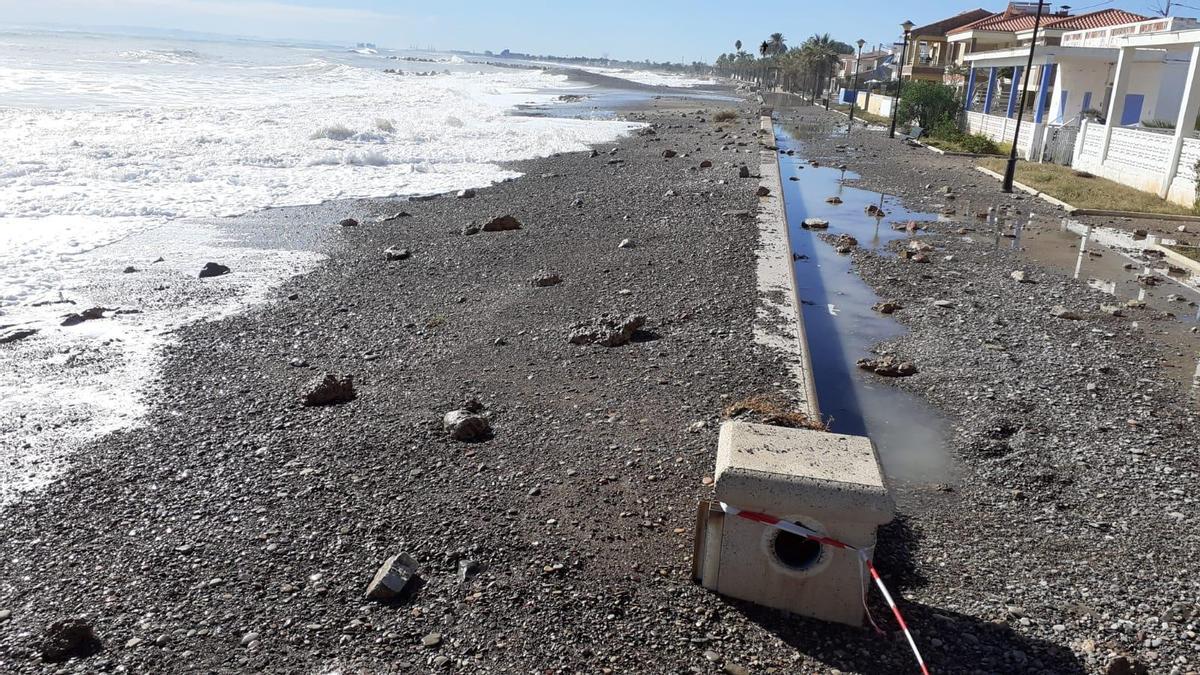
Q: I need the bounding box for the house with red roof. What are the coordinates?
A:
[945,4,1199,162]
[898,8,994,83]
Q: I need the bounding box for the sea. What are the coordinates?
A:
[0,27,715,503]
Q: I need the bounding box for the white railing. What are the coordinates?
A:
[1061,16,1200,48]
[1106,127,1174,173]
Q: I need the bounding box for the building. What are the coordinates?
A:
[838,46,894,84]
[900,8,994,82]
[953,8,1167,159]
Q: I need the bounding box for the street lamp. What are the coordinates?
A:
[849,38,866,124]
[1002,0,1045,193]
[889,20,915,139]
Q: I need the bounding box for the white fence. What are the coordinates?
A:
[1072,120,1199,206]
[964,111,1043,159]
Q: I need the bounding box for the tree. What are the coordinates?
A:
[800,33,843,101]
[768,33,787,56]
[896,80,960,129]
[759,41,770,58]
[735,39,742,53]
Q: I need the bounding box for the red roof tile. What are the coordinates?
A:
[949,8,1148,34]
[911,9,995,37]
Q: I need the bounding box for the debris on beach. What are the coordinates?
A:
[699,160,713,168]
[618,238,634,249]
[365,552,421,601]
[872,301,902,314]
[443,399,492,442]
[122,266,138,273]
[825,196,842,204]
[801,218,828,229]
[737,165,751,178]
[457,188,476,199]
[377,211,410,222]
[1050,305,1084,320]
[198,262,231,278]
[857,355,918,377]
[60,307,108,327]
[568,315,646,347]
[864,204,885,217]
[384,247,411,261]
[300,373,356,406]
[755,186,770,197]
[723,393,826,430]
[0,327,38,344]
[662,149,677,158]
[339,218,359,227]
[833,234,858,254]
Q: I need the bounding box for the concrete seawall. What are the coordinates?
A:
[754,115,820,417]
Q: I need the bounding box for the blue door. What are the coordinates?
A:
[1120,94,1144,125]
[1058,90,1068,123]
[1081,91,1092,114]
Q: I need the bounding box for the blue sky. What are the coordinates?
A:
[0,0,1176,62]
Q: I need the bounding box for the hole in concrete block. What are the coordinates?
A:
[771,526,823,571]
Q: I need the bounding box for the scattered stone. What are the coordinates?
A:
[1010,270,1033,283]
[724,664,750,675]
[857,355,918,377]
[384,247,411,261]
[618,238,634,249]
[699,160,713,168]
[481,215,522,232]
[462,224,481,236]
[365,552,420,601]
[1136,274,1160,286]
[864,204,886,217]
[422,633,442,648]
[933,300,955,308]
[456,559,481,583]
[198,262,230,279]
[531,273,562,288]
[833,234,858,254]
[443,409,491,442]
[588,149,599,158]
[568,315,646,347]
[122,266,138,274]
[339,218,359,227]
[457,188,476,199]
[755,186,770,197]
[801,218,828,229]
[377,211,410,222]
[300,373,356,406]
[872,301,902,314]
[41,618,102,663]
[1105,655,1149,675]
[662,149,677,158]
[737,166,751,179]
[825,196,843,204]
[1050,305,1083,320]
[1100,304,1124,317]
[240,632,259,647]
[721,210,752,218]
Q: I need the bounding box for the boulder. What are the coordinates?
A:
[339,218,359,227]
[41,618,102,663]
[864,204,886,217]
[443,409,491,442]
[801,218,829,229]
[384,247,411,261]
[568,315,646,347]
[857,356,917,377]
[1050,305,1083,320]
[365,552,421,601]
[531,273,562,288]
[699,160,713,168]
[457,188,476,199]
[737,166,751,179]
[300,373,356,406]
[872,301,902,314]
[825,196,843,204]
[198,262,230,279]
[755,186,770,197]
[1010,270,1032,283]
[481,215,522,232]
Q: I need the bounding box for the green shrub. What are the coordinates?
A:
[958,133,999,155]
[896,81,960,130]
[1141,119,1175,129]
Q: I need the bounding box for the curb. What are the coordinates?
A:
[1070,208,1200,223]
[1154,244,1200,276]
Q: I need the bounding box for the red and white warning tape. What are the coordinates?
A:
[716,502,931,675]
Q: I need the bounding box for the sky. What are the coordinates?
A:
[0,0,1179,63]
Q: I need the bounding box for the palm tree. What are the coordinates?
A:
[735,39,742,53]
[800,33,843,103]
[759,41,770,58]
[768,33,786,56]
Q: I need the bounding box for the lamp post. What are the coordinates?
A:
[889,20,914,139]
[1002,0,1045,193]
[849,38,866,124]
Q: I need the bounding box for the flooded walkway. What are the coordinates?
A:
[774,124,951,485]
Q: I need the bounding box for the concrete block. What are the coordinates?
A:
[696,421,894,626]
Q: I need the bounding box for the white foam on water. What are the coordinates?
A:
[575,65,715,89]
[0,31,641,503]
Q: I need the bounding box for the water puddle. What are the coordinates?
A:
[774,124,951,485]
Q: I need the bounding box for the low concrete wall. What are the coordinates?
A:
[755,116,820,417]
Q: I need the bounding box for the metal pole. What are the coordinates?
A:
[1002,0,1044,193]
[889,30,911,139]
[849,41,863,124]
